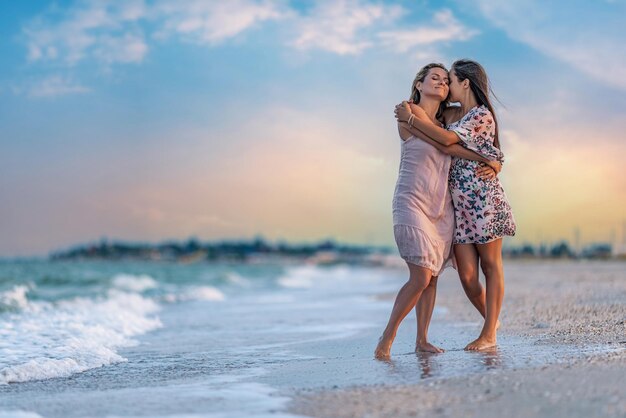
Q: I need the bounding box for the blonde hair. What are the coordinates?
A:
[410,63,449,121]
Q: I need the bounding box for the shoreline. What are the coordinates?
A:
[0,260,623,417]
[291,354,625,418]
[288,260,626,418]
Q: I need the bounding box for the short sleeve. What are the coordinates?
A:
[451,107,503,163]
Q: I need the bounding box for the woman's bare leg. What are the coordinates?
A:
[455,243,500,329]
[375,263,433,359]
[415,276,444,353]
[465,238,504,351]
[455,244,486,316]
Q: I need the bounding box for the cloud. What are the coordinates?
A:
[93,31,148,64]
[378,9,478,53]
[18,0,480,98]
[26,75,91,98]
[23,0,148,66]
[22,1,475,66]
[473,0,626,90]
[290,0,404,55]
[153,0,287,44]
[22,0,286,67]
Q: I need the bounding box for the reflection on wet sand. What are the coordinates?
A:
[367,324,624,389]
[414,347,502,379]
[415,352,435,379]
[379,346,505,383]
[379,344,508,382]
[475,347,503,370]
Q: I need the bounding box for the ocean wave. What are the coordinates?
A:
[189,286,226,301]
[276,266,316,289]
[0,285,31,311]
[0,290,162,384]
[276,265,355,289]
[0,411,43,418]
[224,272,251,286]
[162,286,226,303]
[276,264,392,292]
[111,273,158,292]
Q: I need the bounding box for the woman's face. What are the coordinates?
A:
[448,70,464,102]
[417,67,449,101]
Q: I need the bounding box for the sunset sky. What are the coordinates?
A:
[1,0,625,257]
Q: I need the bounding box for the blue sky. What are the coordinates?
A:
[1,0,625,257]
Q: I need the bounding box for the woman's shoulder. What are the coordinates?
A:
[452,105,495,132]
[469,105,496,136]
[471,105,493,122]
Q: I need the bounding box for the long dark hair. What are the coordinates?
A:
[410,62,449,122]
[451,59,501,148]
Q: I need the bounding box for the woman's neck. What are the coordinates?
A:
[417,97,440,121]
[460,92,479,115]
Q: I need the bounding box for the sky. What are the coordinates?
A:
[1,0,625,257]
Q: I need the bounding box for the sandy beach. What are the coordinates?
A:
[1,260,624,417]
[290,260,626,418]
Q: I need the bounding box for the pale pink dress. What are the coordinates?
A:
[392,135,455,276]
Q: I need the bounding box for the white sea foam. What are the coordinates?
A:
[276,266,317,289]
[276,265,358,289]
[277,276,312,289]
[276,265,394,294]
[0,285,31,310]
[225,272,251,286]
[0,290,162,384]
[111,273,158,292]
[0,411,43,418]
[163,286,226,303]
[189,286,226,301]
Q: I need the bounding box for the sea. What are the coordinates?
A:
[0,259,623,418]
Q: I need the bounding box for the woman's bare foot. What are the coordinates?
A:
[415,341,444,354]
[374,335,392,360]
[465,335,497,351]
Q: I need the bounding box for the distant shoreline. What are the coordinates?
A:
[45,237,625,263]
[1,237,622,263]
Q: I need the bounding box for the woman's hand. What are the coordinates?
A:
[476,160,501,181]
[476,164,497,180]
[394,101,412,122]
[410,104,428,121]
[486,160,502,174]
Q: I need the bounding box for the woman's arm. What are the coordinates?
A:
[398,122,501,175]
[394,101,501,172]
[395,102,460,146]
[397,121,413,141]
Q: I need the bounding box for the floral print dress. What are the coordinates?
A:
[447,105,516,244]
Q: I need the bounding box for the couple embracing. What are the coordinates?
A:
[375,59,516,359]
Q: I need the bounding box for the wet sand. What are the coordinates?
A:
[289,260,626,418]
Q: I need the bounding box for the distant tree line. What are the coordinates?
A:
[49,237,619,262]
[49,236,391,262]
[504,241,615,259]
